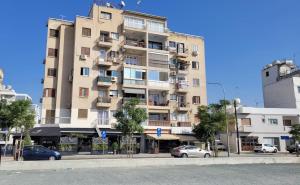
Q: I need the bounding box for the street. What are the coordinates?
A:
[0,164,299,185]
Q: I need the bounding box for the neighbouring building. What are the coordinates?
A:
[222,106,299,153]
[40,3,207,154]
[262,59,300,109]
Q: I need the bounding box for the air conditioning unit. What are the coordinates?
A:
[192,51,198,56]
[170,71,177,76]
[80,54,87,60]
[111,76,118,82]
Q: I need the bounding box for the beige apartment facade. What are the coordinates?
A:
[41,4,207,153]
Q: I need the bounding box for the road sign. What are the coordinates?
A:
[281,136,290,140]
[157,128,161,137]
[101,131,107,139]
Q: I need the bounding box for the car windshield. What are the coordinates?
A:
[255,144,262,146]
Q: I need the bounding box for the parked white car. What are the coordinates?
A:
[254,144,278,153]
[171,145,212,158]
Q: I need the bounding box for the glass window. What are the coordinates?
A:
[79,88,89,97]
[81,68,89,76]
[111,32,119,40]
[148,41,163,50]
[124,16,144,29]
[49,29,59,37]
[147,20,164,33]
[47,68,57,77]
[170,94,177,101]
[111,70,119,77]
[177,113,188,122]
[192,44,198,52]
[149,70,159,81]
[169,41,176,48]
[192,61,199,69]
[268,119,278,125]
[266,71,269,77]
[100,11,112,20]
[110,90,118,97]
[192,96,200,104]
[82,27,91,37]
[124,68,131,79]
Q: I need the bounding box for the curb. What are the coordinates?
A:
[0,157,299,171]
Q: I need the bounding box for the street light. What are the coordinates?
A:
[234,98,241,155]
[208,82,230,157]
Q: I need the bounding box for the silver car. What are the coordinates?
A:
[171,145,212,158]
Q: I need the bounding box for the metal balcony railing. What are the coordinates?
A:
[98,76,112,83]
[98,97,111,103]
[148,120,171,127]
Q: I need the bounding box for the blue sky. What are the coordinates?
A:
[0,0,299,106]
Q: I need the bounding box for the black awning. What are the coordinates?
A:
[13,127,61,137]
[60,128,122,134]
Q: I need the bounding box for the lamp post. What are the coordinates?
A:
[234,98,241,155]
[208,82,230,157]
[18,125,25,161]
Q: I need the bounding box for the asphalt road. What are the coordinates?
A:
[0,164,299,185]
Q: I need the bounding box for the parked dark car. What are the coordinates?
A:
[22,145,61,161]
[287,144,300,153]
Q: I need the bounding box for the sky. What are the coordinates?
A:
[0,0,299,106]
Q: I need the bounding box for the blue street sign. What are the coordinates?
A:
[157,128,161,137]
[101,131,107,139]
[281,136,290,140]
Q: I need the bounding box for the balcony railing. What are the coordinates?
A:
[177,81,189,89]
[98,76,112,83]
[98,97,111,103]
[148,100,169,106]
[148,120,171,127]
[123,79,146,86]
[123,97,146,105]
[124,56,146,66]
[148,80,169,88]
[124,22,146,30]
[97,119,110,126]
[41,117,71,124]
[99,36,112,43]
[125,39,146,48]
[177,122,192,127]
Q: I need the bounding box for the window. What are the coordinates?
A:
[49,29,59,37]
[177,113,188,122]
[109,51,118,58]
[169,76,176,84]
[47,68,56,77]
[169,41,176,48]
[148,41,163,50]
[283,120,292,126]
[193,79,200,87]
[78,109,88,119]
[171,112,177,121]
[192,44,198,52]
[124,16,144,29]
[149,70,168,81]
[80,67,89,76]
[192,61,199,69]
[43,88,56,97]
[241,118,251,126]
[100,11,112,20]
[265,71,269,77]
[111,32,119,40]
[111,70,119,77]
[124,68,146,80]
[192,96,200,104]
[170,94,177,101]
[79,88,89,97]
[81,47,90,56]
[298,86,300,93]
[268,118,278,125]
[48,48,58,57]
[82,27,91,37]
[147,20,164,33]
[110,90,118,97]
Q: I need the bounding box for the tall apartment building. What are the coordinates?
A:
[262,59,300,109]
[41,4,207,153]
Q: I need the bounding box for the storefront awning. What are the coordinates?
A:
[14,127,61,137]
[147,134,179,140]
[123,88,145,94]
[176,135,198,142]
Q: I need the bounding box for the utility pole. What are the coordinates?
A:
[234,99,240,155]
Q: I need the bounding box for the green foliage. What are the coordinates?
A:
[114,98,147,136]
[112,142,119,150]
[193,100,229,143]
[59,144,77,152]
[23,129,32,146]
[290,124,300,141]
[92,143,108,151]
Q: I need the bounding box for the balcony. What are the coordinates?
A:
[124,55,146,67]
[178,121,192,127]
[148,81,169,89]
[97,57,112,67]
[124,39,146,50]
[176,81,189,93]
[171,126,193,134]
[123,79,146,87]
[96,97,111,108]
[177,65,189,75]
[97,76,112,87]
[238,125,253,133]
[177,102,190,112]
[123,97,147,105]
[148,100,170,110]
[123,21,146,32]
[176,48,189,58]
[97,36,112,48]
[41,117,71,124]
[148,120,171,127]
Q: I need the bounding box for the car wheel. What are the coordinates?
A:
[182,153,188,158]
[49,156,56,160]
[204,153,210,158]
[289,151,293,154]
[262,149,266,153]
[273,149,277,153]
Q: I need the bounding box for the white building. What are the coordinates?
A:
[221,106,299,153]
[262,59,300,109]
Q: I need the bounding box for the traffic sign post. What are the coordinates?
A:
[157,128,161,153]
[101,131,107,155]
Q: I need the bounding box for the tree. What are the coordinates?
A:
[0,100,35,154]
[193,100,232,156]
[289,124,300,157]
[114,98,147,157]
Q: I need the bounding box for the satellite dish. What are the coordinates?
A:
[137,0,142,5]
[119,0,126,9]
